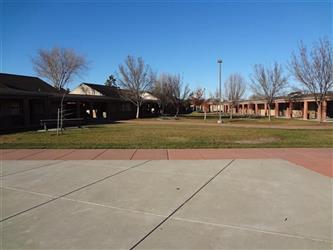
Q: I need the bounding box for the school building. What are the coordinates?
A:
[207,92,333,121]
[0,73,159,132]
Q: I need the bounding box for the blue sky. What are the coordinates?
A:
[1,0,332,95]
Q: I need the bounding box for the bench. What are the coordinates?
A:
[40,118,84,131]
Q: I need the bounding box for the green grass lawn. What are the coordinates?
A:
[1,119,332,149]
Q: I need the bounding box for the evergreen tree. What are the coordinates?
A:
[105,75,117,87]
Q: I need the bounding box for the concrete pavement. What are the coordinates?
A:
[1,159,332,249]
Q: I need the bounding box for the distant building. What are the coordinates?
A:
[71,82,159,101]
[0,73,159,132]
[205,92,333,121]
[69,82,159,120]
[0,73,62,131]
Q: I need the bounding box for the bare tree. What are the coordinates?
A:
[151,73,172,115]
[190,87,205,111]
[32,47,87,90]
[190,87,209,119]
[251,63,288,121]
[209,88,220,102]
[168,74,191,118]
[32,47,88,134]
[290,38,333,122]
[117,55,155,119]
[224,74,246,119]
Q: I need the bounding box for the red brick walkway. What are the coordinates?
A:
[1,148,332,178]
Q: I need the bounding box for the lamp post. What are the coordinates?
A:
[217,59,223,123]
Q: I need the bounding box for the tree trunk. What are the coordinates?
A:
[60,93,66,133]
[175,106,179,118]
[268,105,271,121]
[230,104,233,119]
[316,101,322,123]
[160,103,164,115]
[136,105,140,119]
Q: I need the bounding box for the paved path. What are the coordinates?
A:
[1,159,332,249]
[1,148,332,177]
[121,119,333,130]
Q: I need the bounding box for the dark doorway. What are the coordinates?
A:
[327,101,333,118]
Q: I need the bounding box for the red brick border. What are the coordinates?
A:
[1,148,332,178]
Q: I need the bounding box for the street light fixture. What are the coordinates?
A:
[217,59,223,123]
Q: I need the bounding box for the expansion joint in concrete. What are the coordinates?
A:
[0,160,64,177]
[130,159,235,250]
[54,149,76,160]
[130,149,138,160]
[0,160,151,222]
[91,149,108,160]
[18,149,47,160]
